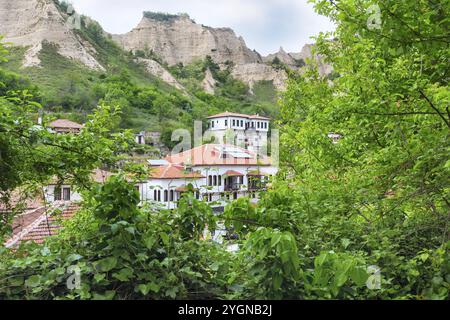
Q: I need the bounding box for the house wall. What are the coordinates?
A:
[43,185,82,203]
[208,117,269,132]
[207,116,270,153]
[43,166,278,210]
[141,165,278,209]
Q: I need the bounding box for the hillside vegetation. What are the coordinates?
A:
[1,8,278,139]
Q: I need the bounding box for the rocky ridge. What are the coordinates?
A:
[0,0,103,70]
[0,3,332,94]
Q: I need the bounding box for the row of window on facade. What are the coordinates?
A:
[207,175,249,186]
[152,189,201,203]
[210,119,268,130]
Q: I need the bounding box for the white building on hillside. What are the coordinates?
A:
[206,112,270,155]
[140,144,278,209]
[44,169,112,203]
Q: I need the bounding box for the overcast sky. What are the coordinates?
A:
[69,0,335,55]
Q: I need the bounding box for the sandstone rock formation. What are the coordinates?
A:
[231,63,288,92]
[201,68,217,95]
[0,0,103,70]
[136,57,187,93]
[292,44,333,76]
[0,3,333,94]
[263,46,299,69]
[112,13,262,67]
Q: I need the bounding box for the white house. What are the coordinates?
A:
[48,119,84,134]
[206,112,270,155]
[44,169,112,203]
[140,144,278,209]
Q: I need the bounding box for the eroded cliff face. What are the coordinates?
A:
[263,47,299,69]
[291,44,333,76]
[136,58,187,93]
[112,13,294,91]
[113,14,262,67]
[0,3,332,95]
[0,0,103,70]
[231,63,288,92]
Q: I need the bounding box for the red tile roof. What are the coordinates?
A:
[49,119,84,129]
[248,114,271,120]
[5,204,80,247]
[150,163,205,180]
[0,189,44,211]
[48,169,113,185]
[224,170,244,177]
[165,144,272,167]
[207,112,270,120]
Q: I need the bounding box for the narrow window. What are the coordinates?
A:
[233,119,235,126]
[218,176,222,186]
[158,190,161,202]
[213,175,217,186]
[240,120,243,127]
[170,190,174,201]
[54,187,62,201]
[208,175,212,186]
[154,190,157,200]
[225,119,228,126]
[164,190,168,202]
[63,188,71,201]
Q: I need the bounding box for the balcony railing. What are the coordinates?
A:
[224,183,242,191]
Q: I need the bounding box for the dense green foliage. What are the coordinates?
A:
[0,0,449,300]
[143,12,190,22]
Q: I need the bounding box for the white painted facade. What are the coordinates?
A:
[206,113,270,155]
[44,184,82,203]
[141,164,277,210]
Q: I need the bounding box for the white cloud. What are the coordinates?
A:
[69,0,335,55]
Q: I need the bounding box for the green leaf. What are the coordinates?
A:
[273,274,283,290]
[144,236,156,250]
[350,267,369,287]
[66,254,82,263]
[341,238,351,249]
[95,257,118,272]
[94,273,106,283]
[112,268,133,282]
[92,290,116,300]
[159,232,170,246]
[165,287,178,299]
[138,282,160,296]
[25,275,41,288]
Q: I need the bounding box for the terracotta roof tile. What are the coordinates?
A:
[49,119,84,129]
[224,170,244,177]
[150,164,205,180]
[207,112,270,120]
[48,169,113,185]
[5,204,80,247]
[165,144,272,167]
